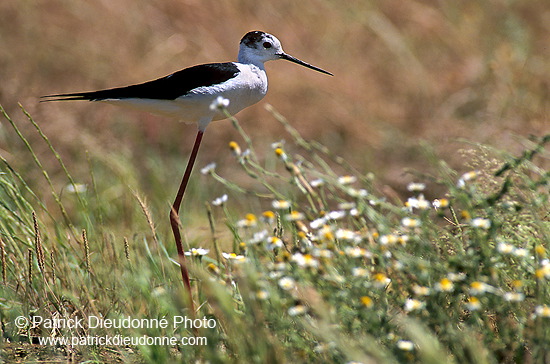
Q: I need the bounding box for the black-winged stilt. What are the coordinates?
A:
[42,30,332,306]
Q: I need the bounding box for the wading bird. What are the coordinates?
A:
[42,30,332,307]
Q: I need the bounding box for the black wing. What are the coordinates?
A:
[41,62,240,101]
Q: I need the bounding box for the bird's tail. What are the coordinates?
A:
[40,91,102,102]
[40,86,129,102]
[40,94,82,102]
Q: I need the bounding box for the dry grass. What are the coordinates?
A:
[1,1,547,196]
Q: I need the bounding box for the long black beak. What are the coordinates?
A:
[278,53,333,76]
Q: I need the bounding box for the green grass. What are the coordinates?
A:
[0,105,548,363]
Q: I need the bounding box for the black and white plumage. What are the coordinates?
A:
[44,63,240,101]
[42,30,332,131]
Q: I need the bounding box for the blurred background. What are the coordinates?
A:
[0,0,548,203]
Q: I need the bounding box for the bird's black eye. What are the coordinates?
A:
[263,42,272,49]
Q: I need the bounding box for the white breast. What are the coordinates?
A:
[187,63,268,121]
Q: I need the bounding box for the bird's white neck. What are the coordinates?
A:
[237,47,267,70]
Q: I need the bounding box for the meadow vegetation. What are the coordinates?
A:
[0,105,548,363]
[0,1,549,363]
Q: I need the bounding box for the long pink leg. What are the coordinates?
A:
[170,129,204,311]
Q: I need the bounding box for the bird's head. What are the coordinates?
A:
[238,31,332,76]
